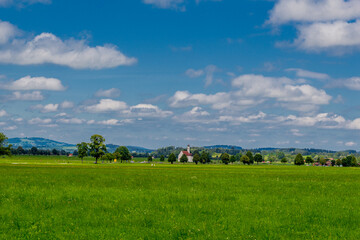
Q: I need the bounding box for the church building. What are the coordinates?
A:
[178,145,193,162]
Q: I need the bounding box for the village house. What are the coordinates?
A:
[178,145,193,162]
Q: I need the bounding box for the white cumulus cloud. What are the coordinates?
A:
[124,104,173,118]
[95,88,121,98]
[279,113,346,127]
[269,0,360,53]
[295,20,360,50]
[185,69,204,78]
[169,90,231,110]
[85,99,128,113]
[0,0,51,7]
[269,0,360,24]
[28,117,52,125]
[232,74,331,111]
[60,101,74,109]
[11,91,44,101]
[0,20,18,44]
[0,22,137,69]
[56,118,84,124]
[143,0,185,10]
[286,68,330,80]
[33,103,59,113]
[219,112,267,124]
[0,110,7,117]
[4,75,65,91]
[173,106,211,123]
[345,141,356,147]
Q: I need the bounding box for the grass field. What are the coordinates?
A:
[1,157,360,239]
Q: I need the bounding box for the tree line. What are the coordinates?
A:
[10,146,71,156]
[1,132,359,167]
[293,153,359,167]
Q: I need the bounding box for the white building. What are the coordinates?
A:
[178,145,193,162]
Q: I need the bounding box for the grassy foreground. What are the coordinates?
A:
[1,159,360,239]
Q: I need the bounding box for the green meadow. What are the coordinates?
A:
[1,157,360,239]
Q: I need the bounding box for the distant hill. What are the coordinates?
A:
[204,145,243,150]
[106,144,153,153]
[8,137,76,151]
[7,137,154,153]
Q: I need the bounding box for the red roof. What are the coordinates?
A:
[182,151,192,156]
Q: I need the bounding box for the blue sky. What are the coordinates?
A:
[1,0,360,150]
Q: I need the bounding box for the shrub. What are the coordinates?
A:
[281,157,287,164]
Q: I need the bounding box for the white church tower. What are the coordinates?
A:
[178,145,193,162]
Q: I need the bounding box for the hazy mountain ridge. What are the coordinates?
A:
[204,145,243,150]
[6,138,356,155]
[7,138,154,153]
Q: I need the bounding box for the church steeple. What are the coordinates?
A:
[187,145,190,153]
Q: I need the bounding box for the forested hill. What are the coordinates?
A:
[7,138,153,153]
[8,137,75,151]
[204,145,243,150]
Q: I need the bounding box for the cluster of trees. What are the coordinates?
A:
[294,153,358,167]
[11,146,70,156]
[152,145,360,162]
[77,134,132,164]
[219,151,266,165]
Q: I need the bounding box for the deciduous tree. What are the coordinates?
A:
[220,153,230,165]
[294,153,304,166]
[201,151,211,164]
[180,154,188,163]
[335,159,342,166]
[241,155,250,165]
[254,153,263,164]
[230,155,236,164]
[342,155,357,167]
[102,153,115,163]
[76,142,89,163]
[0,133,12,157]
[168,153,176,164]
[89,134,106,164]
[113,152,121,163]
[246,151,254,164]
[305,156,314,164]
[115,146,132,162]
[193,153,201,165]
